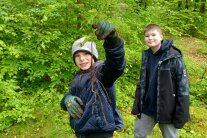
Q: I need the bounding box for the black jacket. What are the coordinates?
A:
[132,39,190,129]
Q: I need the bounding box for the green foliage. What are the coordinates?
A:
[0,0,207,137]
[0,0,75,93]
[0,79,34,131]
[183,54,207,106]
[0,89,74,137]
[182,107,207,138]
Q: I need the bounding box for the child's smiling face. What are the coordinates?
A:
[74,51,94,70]
[144,29,163,53]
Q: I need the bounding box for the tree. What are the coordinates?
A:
[178,0,182,10]
[185,0,190,9]
[200,0,206,13]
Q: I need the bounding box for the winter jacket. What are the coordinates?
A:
[131,39,190,129]
[61,36,126,135]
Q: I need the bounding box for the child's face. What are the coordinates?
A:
[144,29,163,52]
[74,51,94,71]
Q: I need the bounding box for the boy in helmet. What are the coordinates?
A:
[60,20,126,138]
[131,24,190,138]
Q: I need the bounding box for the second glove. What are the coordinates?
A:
[64,95,84,119]
[92,20,115,40]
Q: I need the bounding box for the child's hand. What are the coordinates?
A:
[64,95,83,119]
[92,20,115,40]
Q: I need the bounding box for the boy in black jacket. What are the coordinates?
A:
[132,24,190,138]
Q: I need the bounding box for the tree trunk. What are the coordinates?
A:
[185,0,190,9]
[77,0,82,29]
[178,0,182,10]
[200,0,206,13]
[135,0,147,13]
[194,0,200,11]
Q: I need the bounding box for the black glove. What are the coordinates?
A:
[92,20,115,40]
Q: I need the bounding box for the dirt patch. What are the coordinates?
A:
[179,37,207,64]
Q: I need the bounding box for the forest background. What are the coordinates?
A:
[0,0,207,138]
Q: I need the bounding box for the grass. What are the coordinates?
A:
[1,105,207,138]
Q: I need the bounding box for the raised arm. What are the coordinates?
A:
[93,20,126,87]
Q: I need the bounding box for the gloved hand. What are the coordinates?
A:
[64,95,83,119]
[92,20,115,40]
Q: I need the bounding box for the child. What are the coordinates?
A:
[60,20,126,138]
[131,24,190,138]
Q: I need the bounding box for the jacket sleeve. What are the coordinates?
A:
[173,57,190,129]
[96,32,126,87]
[131,81,142,118]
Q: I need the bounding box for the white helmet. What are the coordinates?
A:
[72,37,98,61]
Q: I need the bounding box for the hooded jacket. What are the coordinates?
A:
[61,34,126,135]
[132,39,190,129]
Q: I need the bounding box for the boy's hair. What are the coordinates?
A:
[144,24,162,34]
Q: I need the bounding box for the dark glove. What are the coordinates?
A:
[64,95,83,119]
[92,20,115,40]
